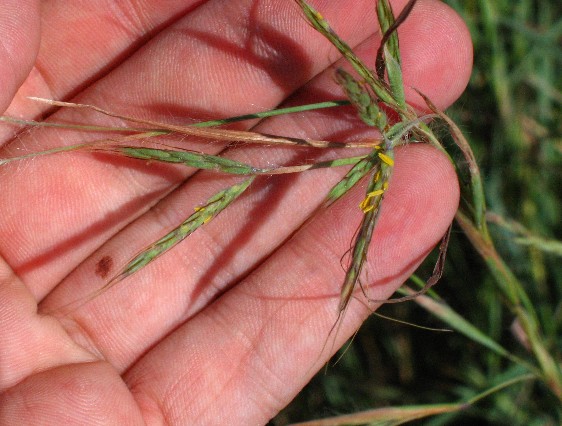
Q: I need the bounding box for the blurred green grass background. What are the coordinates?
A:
[274,0,562,424]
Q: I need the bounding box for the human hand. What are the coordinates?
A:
[0,0,472,423]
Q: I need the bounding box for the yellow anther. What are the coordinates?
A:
[359,189,385,213]
[359,198,375,213]
[194,206,205,212]
[367,189,385,197]
[378,152,394,167]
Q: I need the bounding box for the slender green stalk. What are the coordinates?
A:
[417,90,488,234]
[487,212,562,256]
[192,100,351,127]
[0,100,351,133]
[402,282,539,374]
[456,210,562,400]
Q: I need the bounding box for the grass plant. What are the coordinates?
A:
[0,0,560,424]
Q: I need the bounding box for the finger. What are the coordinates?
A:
[0,0,40,113]
[0,0,387,298]
[0,362,144,424]
[41,0,471,371]
[122,144,459,424]
[2,0,208,123]
[0,257,96,392]
[397,0,473,110]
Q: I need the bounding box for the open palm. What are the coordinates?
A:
[0,0,472,423]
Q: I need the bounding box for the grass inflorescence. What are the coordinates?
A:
[1,0,560,424]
